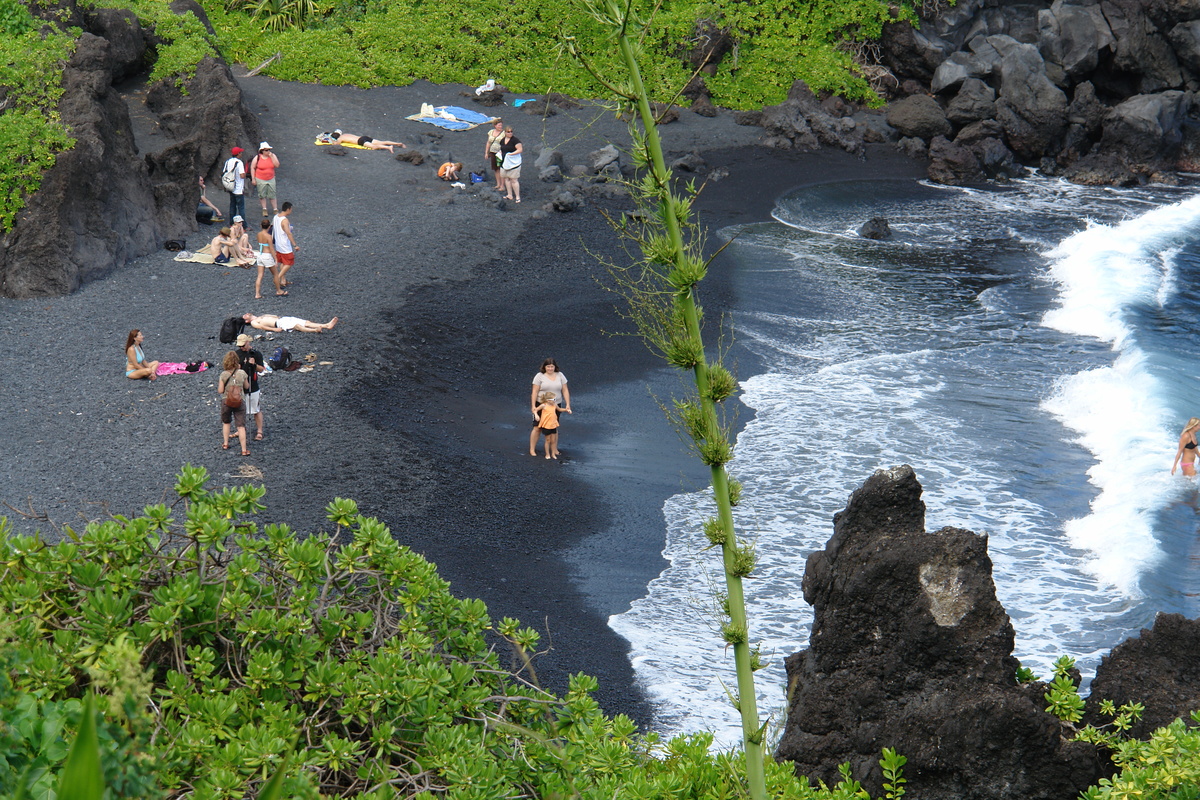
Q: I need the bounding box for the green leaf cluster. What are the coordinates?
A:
[0,466,903,800]
[0,27,76,233]
[1081,712,1200,800]
[197,0,919,107]
[86,0,219,84]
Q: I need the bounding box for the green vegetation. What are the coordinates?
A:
[198,0,915,107]
[0,5,76,233]
[88,0,219,83]
[0,465,907,799]
[1082,712,1200,800]
[563,0,769,795]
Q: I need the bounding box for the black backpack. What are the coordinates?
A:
[268,346,291,370]
[219,316,245,344]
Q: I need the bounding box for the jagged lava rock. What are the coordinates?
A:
[1084,612,1200,740]
[776,465,1102,800]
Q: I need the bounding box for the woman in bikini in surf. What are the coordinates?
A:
[1170,417,1200,476]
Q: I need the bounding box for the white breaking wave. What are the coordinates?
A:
[1040,194,1200,593]
[610,176,1194,747]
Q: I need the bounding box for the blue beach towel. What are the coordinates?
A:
[405,105,497,131]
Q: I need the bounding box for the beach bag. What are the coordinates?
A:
[268,346,291,370]
[219,316,245,344]
[224,378,244,408]
[469,172,485,183]
[502,152,522,170]
[221,158,239,192]
[164,239,186,252]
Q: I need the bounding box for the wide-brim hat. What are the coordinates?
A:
[235,333,253,346]
[259,141,272,150]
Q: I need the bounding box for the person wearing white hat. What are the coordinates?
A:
[235,333,267,441]
[249,141,280,217]
[228,215,255,262]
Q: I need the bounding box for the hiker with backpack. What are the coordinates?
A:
[217,351,251,456]
[222,147,247,222]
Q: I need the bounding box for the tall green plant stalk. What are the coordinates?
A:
[565,4,766,799]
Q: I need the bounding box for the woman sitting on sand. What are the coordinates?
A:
[218,351,251,456]
[198,175,223,221]
[125,329,160,381]
[229,216,256,261]
[1171,417,1200,476]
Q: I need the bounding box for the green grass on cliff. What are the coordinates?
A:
[199,0,915,109]
[0,3,76,232]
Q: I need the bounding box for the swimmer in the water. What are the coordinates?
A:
[1171,417,1200,476]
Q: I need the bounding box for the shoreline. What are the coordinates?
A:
[0,77,926,727]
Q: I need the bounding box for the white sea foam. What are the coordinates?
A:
[1039,195,1200,593]
[611,177,1196,746]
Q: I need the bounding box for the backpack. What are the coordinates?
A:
[219,316,245,344]
[268,346,291,370]
[221,157,240,192]
[224,377,244,408]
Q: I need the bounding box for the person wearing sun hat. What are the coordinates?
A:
[249,141,280,217]
[222,146,247,222]
[235,332,267,441]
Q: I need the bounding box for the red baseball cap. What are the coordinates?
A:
[231,146,244,155]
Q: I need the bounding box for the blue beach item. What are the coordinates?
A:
[513,98,536,107]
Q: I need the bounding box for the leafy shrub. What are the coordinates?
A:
[87,0,219,84]
[0,29,76,233]
[0,465,904,800]
[199,0,920,108]
[1080,712,1200,800]
[0,0,35,35]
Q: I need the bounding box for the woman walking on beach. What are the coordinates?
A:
[485,120,504,190]
[218,351,251,456]
[530,358,571,456]
[1171,417,1200,476]
[499,126,523,204]
[125,329,160,381]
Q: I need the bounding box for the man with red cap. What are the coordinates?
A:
[222,146,247,222]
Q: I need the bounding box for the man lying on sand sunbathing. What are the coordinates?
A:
[321,129,408,153]
[243,313,338,333]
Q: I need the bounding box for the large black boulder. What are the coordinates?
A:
[0,0,261,298]
[776,466,1104,800]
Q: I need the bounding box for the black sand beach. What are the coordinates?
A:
[0,77,925,726]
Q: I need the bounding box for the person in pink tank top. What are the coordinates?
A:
[248,141,280,217]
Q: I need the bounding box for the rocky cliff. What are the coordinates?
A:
[879,0,1200,184]
[0,0,261,298]
[777,466,1104,800]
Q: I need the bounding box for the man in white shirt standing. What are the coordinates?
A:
[223,146,247,222]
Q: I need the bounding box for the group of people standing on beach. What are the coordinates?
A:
[214,143,298,298]
[196,120,574,462]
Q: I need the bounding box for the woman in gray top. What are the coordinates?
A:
[529,358,571,456]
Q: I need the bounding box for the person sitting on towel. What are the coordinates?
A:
[327,129,407,153]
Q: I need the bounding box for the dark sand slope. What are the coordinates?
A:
[0,77,925,726]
